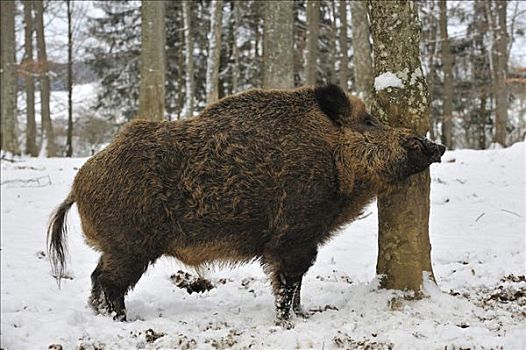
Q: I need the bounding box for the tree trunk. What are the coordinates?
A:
[23,0,38,156]
[1,0,20,155]
[183,1,194,117]
[425,0,438,141]
[34,0,57,157]
[439,0,453,150]
[493,0,508,147]
[328,0,337,85]
[206,0,223,104]
[305,0,320,86]
[339,0,349,91]
[232,0,240,93]
[263,1,294,89]
[368,0,436,293]
[138,0,166,120]
[350,0,373,105]
[66,0,73,157]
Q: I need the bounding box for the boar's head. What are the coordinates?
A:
[315,85,445,194]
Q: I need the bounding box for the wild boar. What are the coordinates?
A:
[47,84,445,328]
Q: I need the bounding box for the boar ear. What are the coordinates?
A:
[314,84,351,127]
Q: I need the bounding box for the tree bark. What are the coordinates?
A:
[263,0,294,89]
[425,0,438,141]
[138,0,166,120]
[66,0,73,157]
[368,0,436,293]
[305,0,320,86]
[439,0,453,149]
[1,0,20,155]
[493,0,508,147]
[232,1,240,93]
[350,0,373,105]
[23,0,38,156]
[183,1,194,117]
[34,0,57,157]
[339,0,349,91]
[206,0,223,104]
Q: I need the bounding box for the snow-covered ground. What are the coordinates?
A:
[1,144,525,350]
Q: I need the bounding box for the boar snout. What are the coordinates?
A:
[400,136,446,178]
[405,136,446,164]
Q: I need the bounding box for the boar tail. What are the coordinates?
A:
[47,193,75,287]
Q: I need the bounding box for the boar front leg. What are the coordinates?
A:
[264,246,317,328]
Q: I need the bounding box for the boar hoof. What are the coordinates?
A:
[89,291,126,321]
[275,318,295,329]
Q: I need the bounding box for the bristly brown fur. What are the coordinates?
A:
[47,84,443,325]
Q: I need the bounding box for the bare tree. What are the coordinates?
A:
[263,1,294,88]
[1,0,20,155]
[439,0,453,149]
[305,0,319,86]
[66,0,74,157]
[183,1,194,117]
[368,0,436,293]
[350,0,373,104]
[206,0,223,104]
[138,0,166,120]
[232,1,241,93]
[492,0,509,146]
[34,0,57,157]
[22,0,38,156]
[339,0,349,91]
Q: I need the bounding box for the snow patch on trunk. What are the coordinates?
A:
[374,72,404,91]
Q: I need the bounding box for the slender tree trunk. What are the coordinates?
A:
[23,0,38,156]
[34,0,56,157]
[305,0,320,86]
[493,0,508,147]
[206,0,223,104]
[66,0,73,157]
[339,0,349,91]
[183,1,194,117]
[350,0,373,105]
[1,0,20,155]
[177,18,185,119]
[368,0,436,293]
[426,0,438,141]
[232,1,240,93]
[328,0,337,84]
[138,0,166,120]
[263,0,294,88]
[439,0,453,149]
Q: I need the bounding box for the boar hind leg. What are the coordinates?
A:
[89,251,156,321]
[264,246,317,328]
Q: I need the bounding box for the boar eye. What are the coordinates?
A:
[364,118,375,127]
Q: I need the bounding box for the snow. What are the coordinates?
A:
[374,72,404,91]
[1,143,525,349]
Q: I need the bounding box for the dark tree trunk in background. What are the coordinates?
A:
[351,0,373,105]
[232,1,241,93]
[493,0,508,147]
[23,0,38,156]
[263,0,294,88]
[66,0,73,157]
[305,0,320,86]
[34,0,57,157]
[339,0,349,91]
[439,0,453,149]
[206,0,223,104]
[183,1,194,117]
[1,0,20,155]
[368,0,436,293]
[138,0,166,120]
